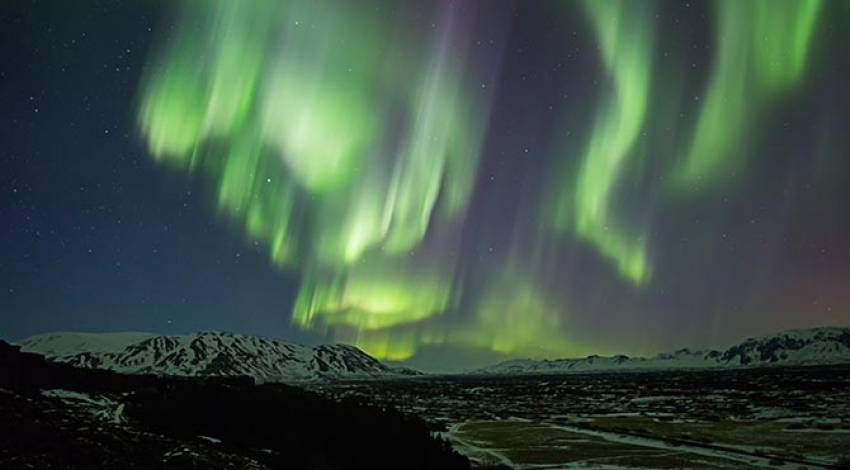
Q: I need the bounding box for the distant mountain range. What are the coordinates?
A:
[19,331,419,382]
[475,327,850,375]
[17,327,850,381]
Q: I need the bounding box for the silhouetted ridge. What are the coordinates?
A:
[0,340,467,469]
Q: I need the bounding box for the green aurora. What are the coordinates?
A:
[138,0,841,363]
[676,0,822,188]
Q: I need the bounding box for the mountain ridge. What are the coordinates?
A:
[474,326,850,375]
[17,326,850,380]
[18,331,420,382]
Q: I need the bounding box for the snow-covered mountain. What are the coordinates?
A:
[18,327,849,380]
[19,331,418,382]
[475,327,850,375]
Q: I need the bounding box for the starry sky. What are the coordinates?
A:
[2,0,849,371]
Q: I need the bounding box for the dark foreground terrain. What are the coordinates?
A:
[5,338,850,469]
[307,367,850,469]
[0,341,468,469]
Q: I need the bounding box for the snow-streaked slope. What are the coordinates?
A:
[476,327,850,375]
[19,331,418,382]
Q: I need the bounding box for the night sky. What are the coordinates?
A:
[2,0,849,371]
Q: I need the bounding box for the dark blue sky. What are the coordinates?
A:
[1,1,316,344]
[2,1,849,371]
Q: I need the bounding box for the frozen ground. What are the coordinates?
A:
[308,365,850,468]
[42,389,127,424]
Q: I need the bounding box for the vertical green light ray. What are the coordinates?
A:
[383,44,478,253]
[751,0,822,92]
[677,0,821,187]
[138,0,491,359]
[551,0,655,284]
[136,1,832,364]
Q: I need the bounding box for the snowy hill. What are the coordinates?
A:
[475,327,850,375]
[19,331,418,382]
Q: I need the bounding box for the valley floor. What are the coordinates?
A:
[307,365,850,469]
[446,417,849,469]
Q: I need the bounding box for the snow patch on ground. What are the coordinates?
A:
[443,423,519,469]
[42,389,126,424]
[445,418,839,470]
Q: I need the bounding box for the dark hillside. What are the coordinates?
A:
[0,340,468,469]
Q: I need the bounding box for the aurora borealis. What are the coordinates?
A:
[138,0,496,360]
[3,0,849,371]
